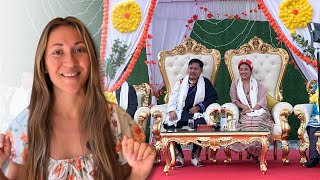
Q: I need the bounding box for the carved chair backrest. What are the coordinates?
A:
[224,36,289,101]
[158,37,221,103]
[133,83,151,108]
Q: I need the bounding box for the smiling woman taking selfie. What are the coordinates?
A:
[0,16,155,180]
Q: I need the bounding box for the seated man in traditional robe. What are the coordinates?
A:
[164,58,218,167]
[116,81,138,118]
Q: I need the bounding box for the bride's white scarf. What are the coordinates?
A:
[165,75,206,126]
[237,76,265,117]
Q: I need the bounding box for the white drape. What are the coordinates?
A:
[263,0,319,81]
[103,0,152,89]
[146,1,197,104]
[147,0,267,142]
[146,1,197,142]
[148,0,267,104]
[146,0,319,142]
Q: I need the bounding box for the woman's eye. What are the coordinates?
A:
[53,50,63,55]
[75,47,86,53]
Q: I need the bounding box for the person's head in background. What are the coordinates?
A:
[27,17,117,179]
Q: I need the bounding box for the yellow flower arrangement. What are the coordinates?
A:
[111,0,142,33]
[104,91,118,104]
[278,0,313,34]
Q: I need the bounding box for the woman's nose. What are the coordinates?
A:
[63,53,78,67]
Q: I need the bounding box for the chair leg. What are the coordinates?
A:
[273,140,278,160]
[155,149,161,164]
[205,147,209,160]
[224,148,232,163]
[209,149,218,163]
[281,140,290,165]
[299,143,308,164]
[239,151,242,160]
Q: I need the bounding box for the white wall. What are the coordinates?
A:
[0,0,103,133]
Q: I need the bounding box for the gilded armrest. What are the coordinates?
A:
[133,107,150,131]
[221,103,240,130]
[222,103,240,121]
[205,103,221,125]
[294,104,313,145]
[293,103,313,164]
[271,102,292,140]
[151,104,167,143]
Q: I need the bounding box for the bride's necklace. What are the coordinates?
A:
[243,83,250,95]
[244,87,250,95]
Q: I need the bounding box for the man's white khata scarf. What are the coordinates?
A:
[113,81,129,110]
[119,81,129,110]
[165,75,205,126]
[237,76,265,117]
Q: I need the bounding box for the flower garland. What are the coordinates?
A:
[108,0,157,92]
[291,34,315,60]
[278,0,313,34]
[184,5,260,38]
[258,0,317,69]
[99,0,110,89]
[111,0,142,33]
[104,39,129,79]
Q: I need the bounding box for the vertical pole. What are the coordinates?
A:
[317,49,320,115]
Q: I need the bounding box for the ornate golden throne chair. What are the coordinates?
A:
[133,83,151,131]
[151,37,221,162]
[222,36,293,164]
[293,80,317,164]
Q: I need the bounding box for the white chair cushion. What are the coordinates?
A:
[136,92,143,108]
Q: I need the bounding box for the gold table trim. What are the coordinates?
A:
[158,131,270,175]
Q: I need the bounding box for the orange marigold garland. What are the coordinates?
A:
[108,0,157,92]
[100,0,110,90]
[258,0,317,69]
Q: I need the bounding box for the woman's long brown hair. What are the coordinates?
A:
[26,17,117,179]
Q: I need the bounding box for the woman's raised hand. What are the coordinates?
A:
[122,135,156,180]
[0,133,11,168]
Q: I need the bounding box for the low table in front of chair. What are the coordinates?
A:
[159,129,270,175]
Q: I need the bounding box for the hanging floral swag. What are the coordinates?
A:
[100,0,157,92]
[104,39,129,80]
[291,34,315,60]
[258,0,317,68]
